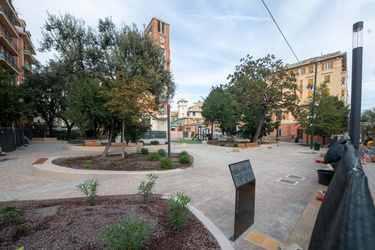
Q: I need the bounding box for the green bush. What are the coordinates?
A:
[138,173,159,203]
[102,158,108,161]
[160,157,174,169]
[166,192,192,231]
[157,149,167,157]
[115,166,123,170]
[1,205,29,237]
[123,152,128,158]
[110,161,116,165]
[149,152,160,161]
[76,179,100,206]
[233,142,239,147]
[63,157,74,164]
[140,148,149,155]
[84,164,92,169]
[86,160,93,164]
[98,217,153,249]
[150,140,160,145]
[85,154,93,160]
[140,165,148,170]
[220,142,226,146]
[179,154,191,164]
[179,151,188,156]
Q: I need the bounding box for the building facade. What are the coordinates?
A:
[0,0,36,84]
[145,17,171,132]
[269,51,348,142]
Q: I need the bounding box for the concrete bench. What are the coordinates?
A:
[84,141,101,147]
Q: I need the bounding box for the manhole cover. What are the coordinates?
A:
[277,178,299,185]
[286,174,305,181]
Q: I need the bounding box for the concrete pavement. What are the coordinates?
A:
[0,141,332,249]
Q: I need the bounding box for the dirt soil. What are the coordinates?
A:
[0,194,221,249]
[52,153,193,171]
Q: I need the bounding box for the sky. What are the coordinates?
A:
[15,0,375,111]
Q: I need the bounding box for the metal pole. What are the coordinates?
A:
[310,61,318,149]
[349,21,364,148]
[167,100,171,158]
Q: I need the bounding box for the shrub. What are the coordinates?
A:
[123,152,128,158]
[179,154,191,164]
[98,217,153,250]
[157,149,167,157]
[115,166,123,170]
[160,157,174,169]
[149,152,160,161]
[179,151,188,156]
[138,173,159,203]
[233,142,239,147]
[124,159,129,163]
[220,142,226,146]
[133,161,140,166]
[150,140,160,145]
[76,179,100,206]
[110,161,116,165]
[86,160,93,164]
[84,164,92,169]
[140,165,148,170]
[1,205,29,237]
[166,192,192,231]
[102,158,108,161]
[140,148,149,155]
[85,154,92,160]
[63,157,74,164]
[165,141,169,144]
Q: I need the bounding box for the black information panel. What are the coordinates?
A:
[229,159,256,241]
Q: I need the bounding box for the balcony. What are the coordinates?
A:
[24,49,35,63]
[0,6,19,38]
[0,27,18,56]
[23,63,32,73]
[0,51,19,73]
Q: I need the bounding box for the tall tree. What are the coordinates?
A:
[227,54,299,142]
[0,69,29,127]
[100,72,158,157]
[361,108,375,141]
[201,86,239,136]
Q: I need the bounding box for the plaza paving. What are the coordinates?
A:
[0,141,348,249]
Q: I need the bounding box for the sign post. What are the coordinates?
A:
[229,159,256,241]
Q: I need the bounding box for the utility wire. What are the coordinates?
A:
[261,0,301,64]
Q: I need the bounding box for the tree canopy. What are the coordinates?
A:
[226,54,298,141]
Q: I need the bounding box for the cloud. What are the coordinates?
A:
[190,14,269,22]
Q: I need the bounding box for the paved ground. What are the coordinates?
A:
[0,141,341,249]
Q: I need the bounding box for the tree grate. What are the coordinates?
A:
[277,178,299,185]
[286,174,305,181]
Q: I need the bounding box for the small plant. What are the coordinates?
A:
[220,142,226,146]
[138,173,159,203]
[150,140,160,145]
[84,164,92,169]
[234,142,239,147]
[160,157,174,169]
[124,159,129,163]
[149,152,160,161]
[63,157,74,164]
[166,192,192,231]
[76,179,100,206]
[165,141,168,144]
[157,149,167,157]
[140,148,149,155]
[123,152,128,158]
[110,161,116,165]
[179,151,188,156]
[1,205,29,236]
[85,154,93,160]
[98,217,153,249]
[102,158,108,161]
[133,161,140,166]
[86,160,93,164]
[115,166,123,170]
[179,154,191,164]
[140,165,148,170]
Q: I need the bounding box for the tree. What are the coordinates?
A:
[227,54,299,142]
[239,105,275,140]
[100,72,158,157]
[201,86,239,136]
[295,84,349,143]
[361,108,375,141]
[0,69,29,127]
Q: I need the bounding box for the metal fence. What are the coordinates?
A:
[142,131,166,139]
[0,128,32,152]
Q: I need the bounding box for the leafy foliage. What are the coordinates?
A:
[138,173,159,203]
[178,154,191,164]
[226,54,298,141]
[166,192,192,231]
[160,158,174,169]
[157,149,167,157]
[76,179,100,206]
[98,217,153,249]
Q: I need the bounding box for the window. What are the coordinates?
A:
[299,80,303,87]
[308,65,314,73]
[157,20,165,34]
[276,129,282,137]
[307,78,313,89]
[297,129,303,139]
[308,91,313,98]
[322,60,334,70]
[192,112,196,116]
[299,92,303,99]
[341,90,345,96]
[323,75,330,83]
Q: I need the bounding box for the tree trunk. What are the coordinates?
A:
[253,111,267,143]
[102,119,115,157]
[121,116,125,159]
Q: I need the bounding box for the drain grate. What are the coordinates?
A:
[286,174,305,181]
[277,178,299,185]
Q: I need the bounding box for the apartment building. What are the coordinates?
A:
[145,17,171,132]
[269,51,348,142]
[0,0,36,84]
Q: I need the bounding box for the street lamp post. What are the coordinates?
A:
[167,98,171,158]
[310,61,318,149]
[349,21,364,148]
